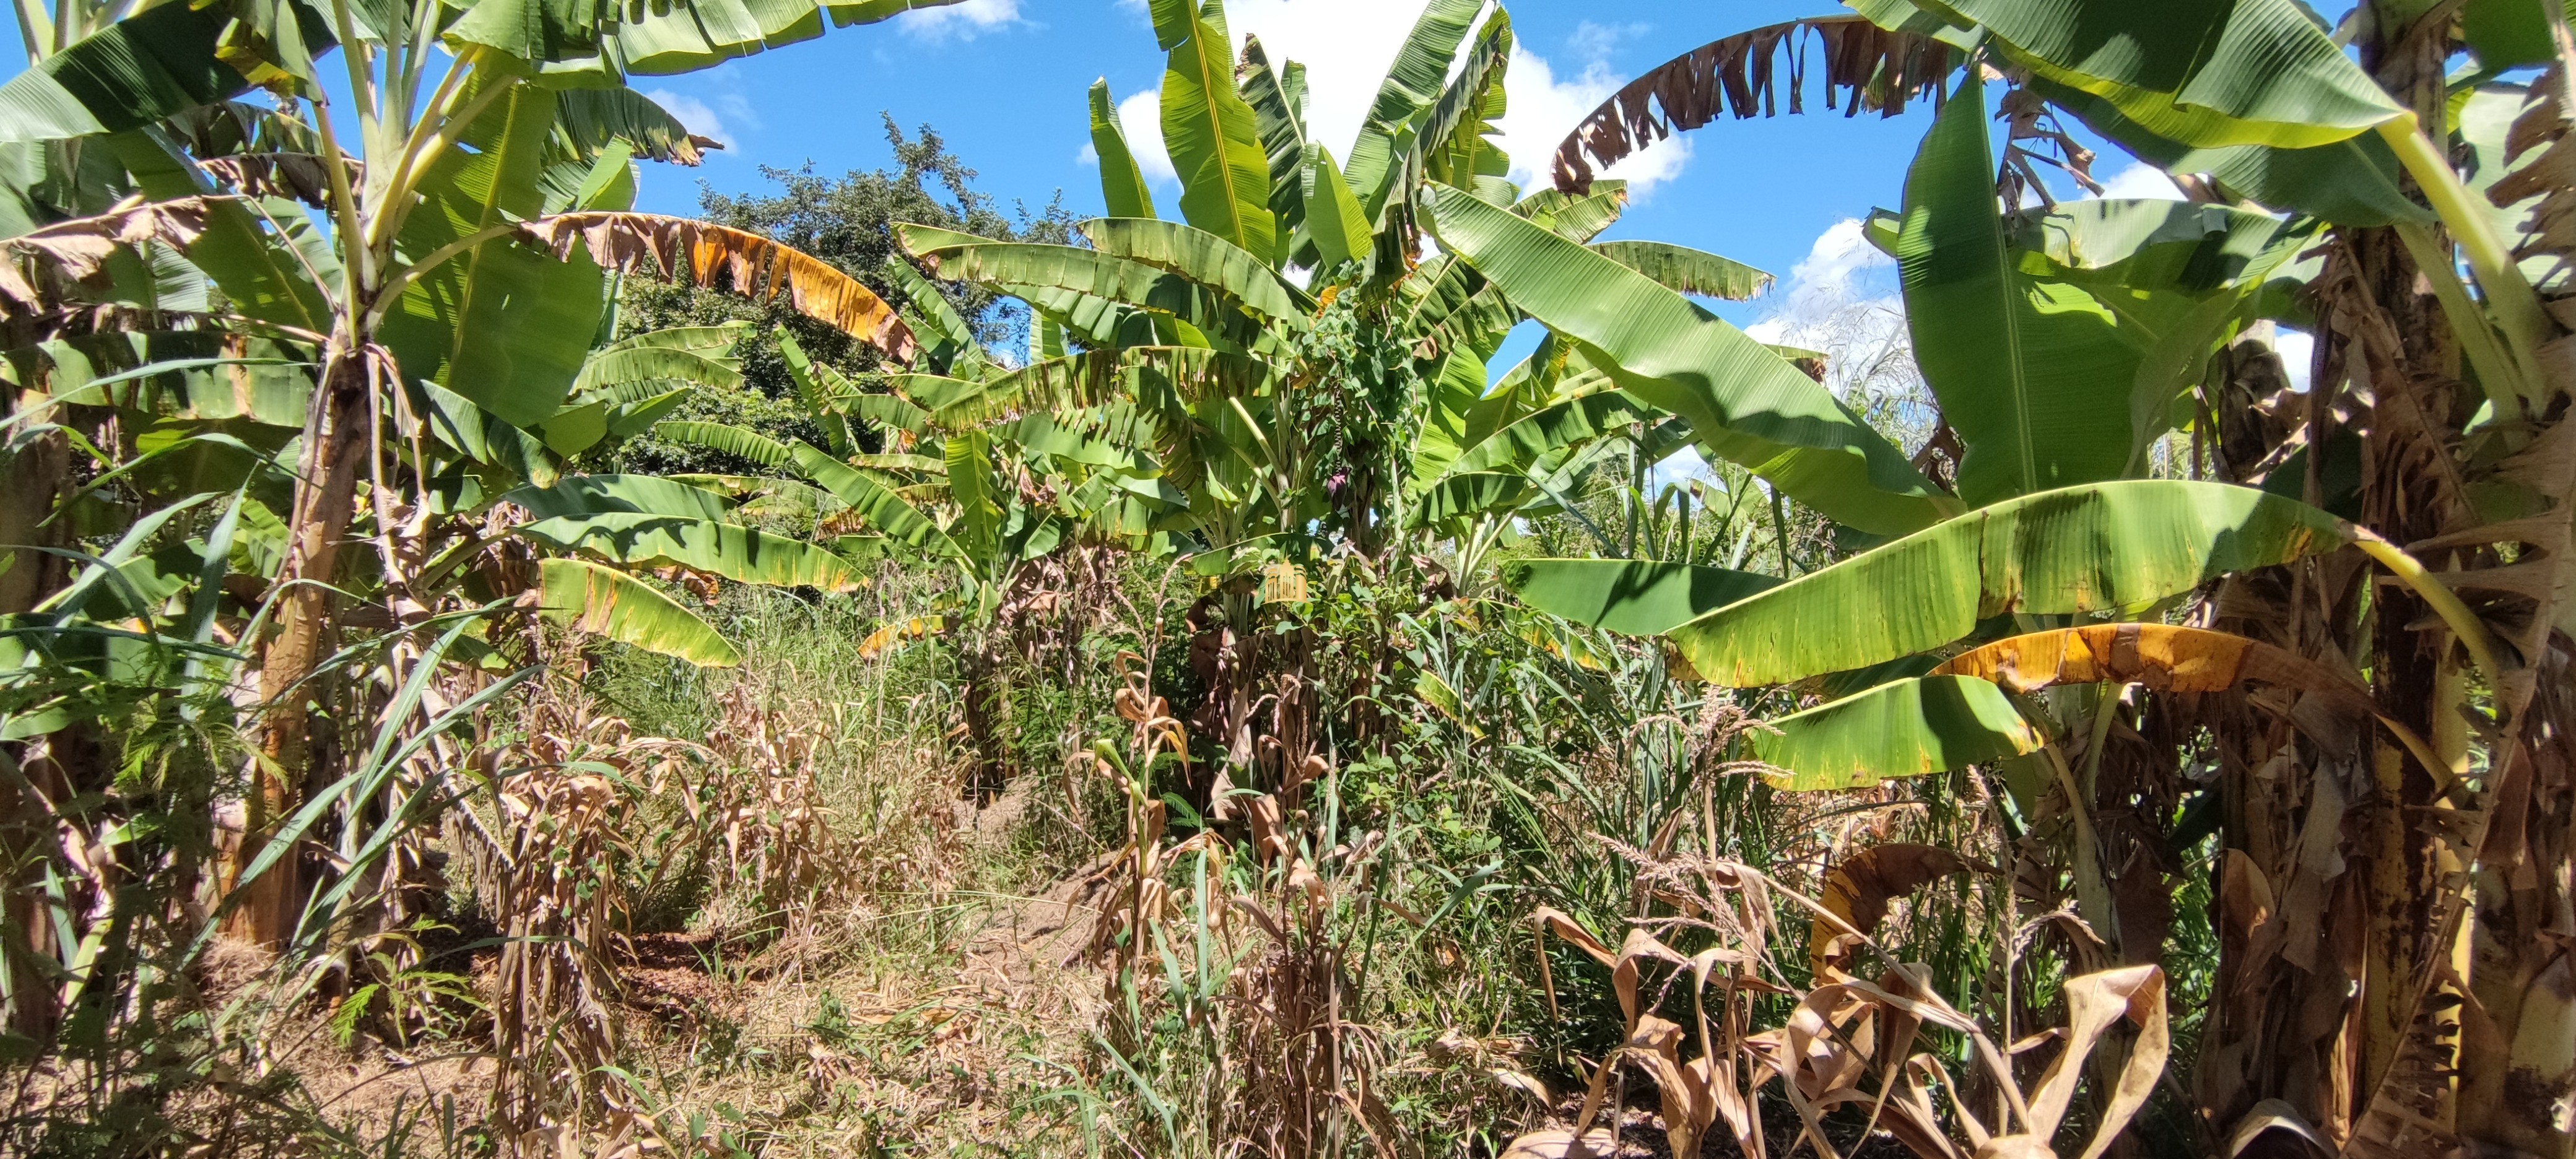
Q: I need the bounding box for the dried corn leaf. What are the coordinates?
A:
[1549,16,1952,193]
[525,212,916,361]
[1809,843,1971,981]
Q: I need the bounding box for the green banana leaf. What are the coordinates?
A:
[1668,480,2344,687]
[570,342,744,398]
[1435,392,1651,480]
[378,82,603,426]
[550,87,709,165]
[1898,79,2139,508]
[1923,0,2403,149]
[1502,558,1782,636]
[450,0,965,77]
[1409,471,1530,526]
[1513,183,1628,242]
[1079,217,1310,325]
[929,346,1268,426]
[518,512,862,591]
[502,474,736,520]
[777,334,858,456]
[1088,79,1159,221]
[1749,674,2047,790]
[945,428,999,562]
[1302,145,1376,271]
[0,1,323,144]
[1591,240,1771,302]
[1159,0,1276,261]
[653,419,962,558]
[1406,6,1514,202]
[538,557,739,667]
[1343,0,1484,217]
[105,133,335,335]
[1420,182,1951,537]
[1237,38,1307,245]
[2031,77,2429,228]
[897,225,1266,346]
[881,253,982,365]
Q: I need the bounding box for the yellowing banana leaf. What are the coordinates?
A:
[524,213,916,360]
[1932,622,2379,716]
[1421,182,1949,537]
[1160,1,1276,261]
[1501,558,1781,637]
[1669,480,2344,687]
[518,512,861,591]
[538,557,739,667]
[1749,674,2046,790]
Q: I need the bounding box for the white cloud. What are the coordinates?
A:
[899,0,1022,40]
[1495,45,1690,195]
[1076,142,1100,165]
[642,89,735,150]
[2091,160,2187,201]
[1113,87,1177,182]
[1100,0,1688,198]
[1743,219,1920,404]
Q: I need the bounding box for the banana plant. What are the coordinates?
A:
[892,0,1792,783]
[1506,4,2576,1153]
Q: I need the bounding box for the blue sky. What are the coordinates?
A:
[2,0,2183,365]
[627,0,1969,327]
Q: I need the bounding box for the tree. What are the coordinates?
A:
[610,116,1075,476]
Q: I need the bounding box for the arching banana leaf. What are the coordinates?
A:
[1749,674,2047,790]
[502,474,736,521]
[1421,182,1951,537]
[1434,392,1653,482]
[517,513,862,591]
[654,420,962,558]
[1513,183,1628,242]
[1668,480,2346,687]
[1080,218,1311,325]
[1590,240,1770,301]
[928,346,1269,426]
[537,557,739,667]
[1502,558,1781,636]
[1925,0,2403,150]
[897,225,1268,346]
